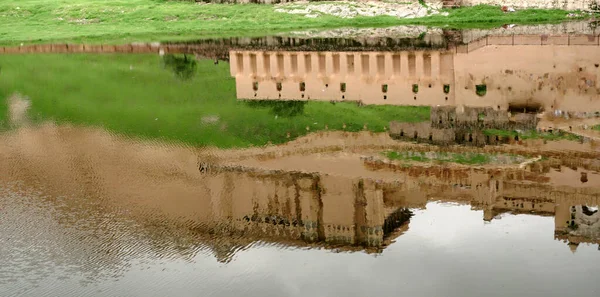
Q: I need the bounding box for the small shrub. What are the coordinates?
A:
[476,84,487,96]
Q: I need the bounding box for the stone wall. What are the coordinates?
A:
[0,35,449,57]
[430,106,538,130]
[460,0,594,10]
[453,45,600,113]
[388,121,516,146]
[459,21,599,44]
[388,106,537,146]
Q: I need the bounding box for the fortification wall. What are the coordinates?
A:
[453,45,600,113]
[460,0,594,10]
[430,106,538,130]
[459,22,599,44]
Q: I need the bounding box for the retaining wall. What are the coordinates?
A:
[460,0,595,10]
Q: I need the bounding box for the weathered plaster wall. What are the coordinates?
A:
[453,45,600,112]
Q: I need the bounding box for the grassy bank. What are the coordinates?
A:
[0,0,585,45]
[484,128,583,141]
[384,150,528,165]
[0,92,6,129]
[0,54,428,148]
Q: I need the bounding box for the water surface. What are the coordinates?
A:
[1,23,600,297]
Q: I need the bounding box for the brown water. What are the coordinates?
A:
[1,125,599,297]
[2,183,599,297]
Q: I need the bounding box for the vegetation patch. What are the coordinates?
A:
[0,89,8,130]
[384,150,528,165]
[483,129,582,141]
[0,1,590,45]
[520,130,582,141]
[483,129,518,137]
[0,53,429,148]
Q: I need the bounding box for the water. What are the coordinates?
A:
[1,183,599,297]
[1,23,600,296]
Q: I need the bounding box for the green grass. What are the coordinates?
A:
[0,0,588,45]
[520,130,582,141]
[0,54,429,148]
[384,150,526,165]
[483,128,582,141]
[593,125,600,131]
[483,129,518,137]
[0,89,8,130]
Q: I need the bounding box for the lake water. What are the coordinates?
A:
[1,23,600,297]
[2,178,599,297]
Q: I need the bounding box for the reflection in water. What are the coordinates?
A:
[2,24,600,296]
[1,125,599,296]
[162,54,198,80]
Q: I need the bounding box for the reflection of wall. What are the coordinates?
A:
[0,126,411,254]
[204,166,396,248]
[2,125,599,257]
[389,106,538,146]
[363,157,600,250]
[230,42,600,112]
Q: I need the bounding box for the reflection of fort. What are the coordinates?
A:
[0,126,413,264]
[361,158,600,251]
[202,160,600,256]
[230,35,600,112]
[200,165,413,255]
[1,126,599,265]
[555,205,600,252]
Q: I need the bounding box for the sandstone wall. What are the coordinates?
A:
[460,0,594,10]
[459,22,599,44]
[389,106,537,146]
[453,45,600,113]
[388,121,515,146]
[431,106,538,130]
